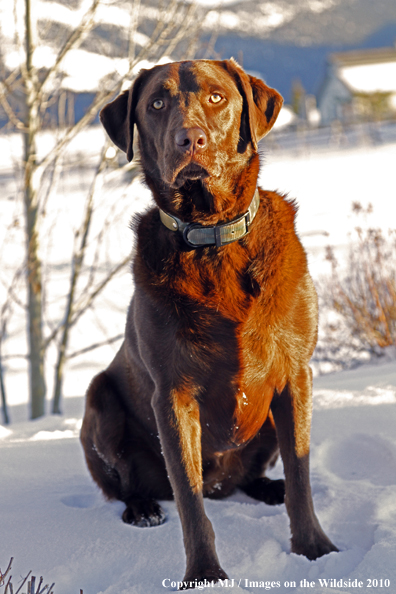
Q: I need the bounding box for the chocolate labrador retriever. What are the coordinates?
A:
[81,58,337,588]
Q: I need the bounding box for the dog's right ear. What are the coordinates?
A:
[100,69,151,162]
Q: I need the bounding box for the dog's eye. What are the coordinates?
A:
[209,93,222,104]
[152,99,164,110]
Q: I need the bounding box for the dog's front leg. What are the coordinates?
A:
[270,367,338,560]
[152,386,228,588]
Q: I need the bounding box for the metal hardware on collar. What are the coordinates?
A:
[159,189,260,249]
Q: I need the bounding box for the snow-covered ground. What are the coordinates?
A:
[1,360,395,594]
[1,128,396,593]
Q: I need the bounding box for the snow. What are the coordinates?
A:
[0,0,135,43]
[205,10,241,31]
[272,106,297,129]
[0,0,164,93]
[306,0,337,15]
[204,4,297,33]
[1,361,395,593]
[4,45,169,93]
[191,0,245,6]
[1,127,396,592]
[339,61,396,94]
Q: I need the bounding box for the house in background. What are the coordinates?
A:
[318,47,396,126]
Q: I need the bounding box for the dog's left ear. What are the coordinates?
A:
[224,58,283,151]
[100,90,130,157]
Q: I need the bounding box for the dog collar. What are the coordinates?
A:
[159,189,260,248]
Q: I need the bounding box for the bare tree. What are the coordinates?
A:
[0,0,205,418]
[0,336,9,424]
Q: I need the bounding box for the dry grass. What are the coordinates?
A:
[0,557,84,594]
[324,202,396,352]
[0,558,55,594]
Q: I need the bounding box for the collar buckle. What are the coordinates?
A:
[182,223,210,249]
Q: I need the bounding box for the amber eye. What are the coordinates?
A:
[152,99,164,110]
[209,93,222,104]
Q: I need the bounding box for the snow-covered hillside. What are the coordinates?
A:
[2,0,396,103]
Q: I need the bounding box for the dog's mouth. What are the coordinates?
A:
[172,162,209,187]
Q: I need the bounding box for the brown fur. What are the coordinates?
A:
[81,59,338,588]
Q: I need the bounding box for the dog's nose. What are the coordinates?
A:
[175,127,207,153]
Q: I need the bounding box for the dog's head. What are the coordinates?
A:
[100,59,282,215]
[100,59,283,176]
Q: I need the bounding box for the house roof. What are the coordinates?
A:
[329,47,396,94]
[330,47,396,67]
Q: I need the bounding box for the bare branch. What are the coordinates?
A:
[202,23,219,60]
[0,557,13,585]
[35,576,55,594]
[0,561,55,594]
[150,0,183,49]
[161,3,201,58]
[52,143,108,411]
[0,265,26,325]
[0,69,21,95]
[37,87,108,171]
[0,83,26,130]
[0,353,28,361]
[15,570,31,594]
[13,0,28,83]
[68,333,124,359]
[80,217,110,297]
[43,145,107,352]
[42,253,131,352]
[3,281,27,312]
[38,144,64,218]
[71,254,131,327]
[128,0,142,67]
[0,318,10,425]
[37,0,101,100]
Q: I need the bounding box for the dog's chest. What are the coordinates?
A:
[201,280,296,450]
[142,233,288,447]
[168,252,282,446]
[162,243,254,321]
[199,374,275,452]
[197,318,280,451]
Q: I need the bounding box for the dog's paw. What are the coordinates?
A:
[242,477,285,505]
[178,568,229,590]
[292,530,339,560]
[122,499,166,527]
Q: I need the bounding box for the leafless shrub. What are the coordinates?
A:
[0,558,55,594]
[0,558,84,593]
[324,202,396,352]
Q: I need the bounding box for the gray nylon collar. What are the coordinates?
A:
[159,189,260,248]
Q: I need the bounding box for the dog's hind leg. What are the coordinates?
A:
[241,476,285,505]
[239,415,285,505]
[81,370,171,527]
[270,368,338,560]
